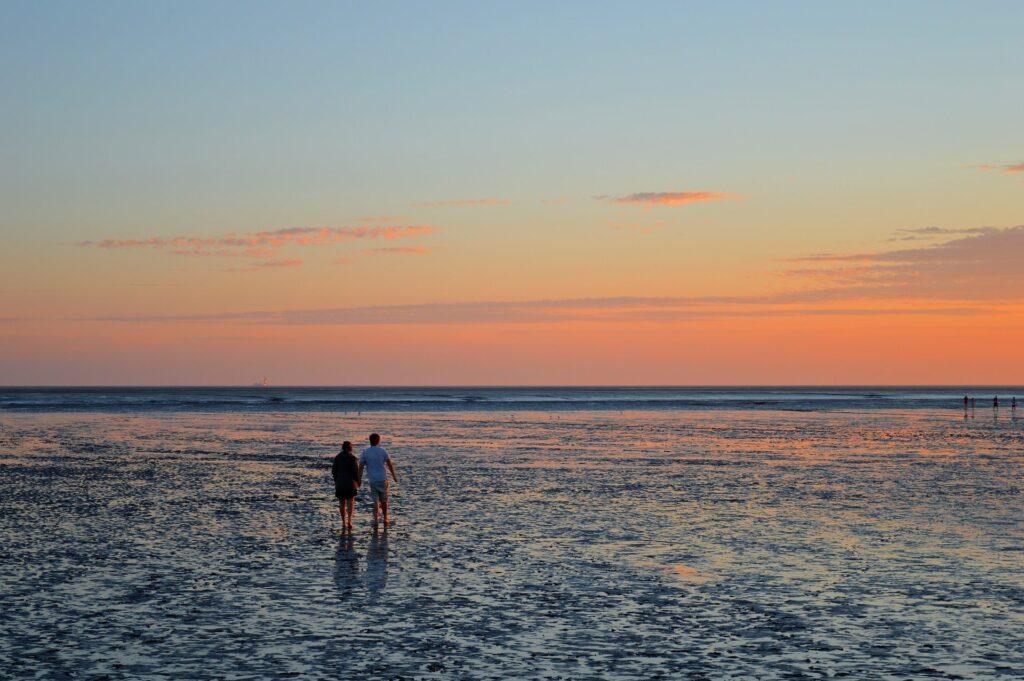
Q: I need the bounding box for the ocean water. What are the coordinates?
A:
[1,399,1022,678]
[0,385,1019,413]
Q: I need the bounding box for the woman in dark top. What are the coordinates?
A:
[332,441,361,530]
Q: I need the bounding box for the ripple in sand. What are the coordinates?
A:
[1,409,1021,679]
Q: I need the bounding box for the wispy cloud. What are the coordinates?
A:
[362,246,431,256]
[603,191,735,207]
[972,162,1024,174]
[85,294,1000,327]
[248,259,303,269]
[410,198,510,207]
[79,224,435,272]
[782,225,1024,301]
[74,224,1024,326]
[780,266,876,281]
[80,225,432,255]
[886,226,995,242]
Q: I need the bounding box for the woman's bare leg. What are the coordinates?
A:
[345,498,355,528]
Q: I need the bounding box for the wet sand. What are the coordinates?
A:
[1,410,1022,679]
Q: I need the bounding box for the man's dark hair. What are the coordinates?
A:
[369,433,381,446]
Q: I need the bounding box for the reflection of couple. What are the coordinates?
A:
[334,525,389,596]
[332,433,399,530]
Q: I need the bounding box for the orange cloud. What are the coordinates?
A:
[410,199,510,207]
[605,191,735,207]
[973,162,1024,174]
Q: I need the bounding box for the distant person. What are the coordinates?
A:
[964,395,969,411]
[359,433,399,526]
[1013,396,1017,413]
[332,441,361,530]
[994,396,999,410]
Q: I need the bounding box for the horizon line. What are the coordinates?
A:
[2,384,1022,390]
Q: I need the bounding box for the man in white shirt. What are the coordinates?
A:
[358,433,399,526]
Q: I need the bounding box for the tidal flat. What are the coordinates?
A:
[1,410,1022,679]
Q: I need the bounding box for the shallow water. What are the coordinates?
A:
[1,410,1022,679]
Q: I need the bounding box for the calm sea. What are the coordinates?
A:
[0,386,1019,413]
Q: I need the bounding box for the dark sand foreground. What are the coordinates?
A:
[1,410,1022,679]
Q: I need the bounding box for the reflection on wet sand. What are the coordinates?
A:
[364,527,389,595]
[334,532,359,598]
[666,564,712,583]
[0,409,1021,678]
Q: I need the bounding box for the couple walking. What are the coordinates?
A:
[331,433,399,530]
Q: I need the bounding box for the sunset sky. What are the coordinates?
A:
[2,1,1022,385]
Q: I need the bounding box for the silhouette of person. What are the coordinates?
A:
[332,441,361,530]
[359,433,399,526]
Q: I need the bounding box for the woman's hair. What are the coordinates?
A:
[341,440,353,453]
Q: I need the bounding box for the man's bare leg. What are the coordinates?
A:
[381,500,390,526]
[373,499,380,525]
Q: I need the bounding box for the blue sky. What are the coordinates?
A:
[4,1,1022,239]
